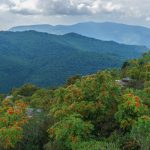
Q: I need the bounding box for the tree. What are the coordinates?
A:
[12,84,39,97]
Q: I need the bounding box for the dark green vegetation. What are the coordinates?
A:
[0,51,150,150]
[0,31,147,93]
[9,22,150,47]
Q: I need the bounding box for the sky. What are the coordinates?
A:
[0,0,150,30]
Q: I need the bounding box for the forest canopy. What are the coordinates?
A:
[0,31,148,93]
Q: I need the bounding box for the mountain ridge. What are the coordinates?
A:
[9,22,150,47]
[0,31,148,93]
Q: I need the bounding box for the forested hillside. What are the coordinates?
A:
[0,31,147,93]
[0,52,149,150]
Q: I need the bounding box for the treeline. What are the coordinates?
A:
[0,52,150,150]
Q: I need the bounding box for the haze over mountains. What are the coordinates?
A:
[9,22,150,48]
[0,31,147,93]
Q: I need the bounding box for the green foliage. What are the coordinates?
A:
[31,88,54,111]
[15,112,50,150]
[0,51,150,150]
[46,52,150,150]
[131,116,150,150]
[115,93,148,129]
[12,84,39,97]
[66,75,81,86]
[50,71,121,137]
[45,71,122,149]
[74,140,120,150]
[49,114,94,150]
[0,94,5,104]
[122,52,150,82]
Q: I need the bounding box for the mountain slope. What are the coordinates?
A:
[9,22,150,47]
[0,31,148,93]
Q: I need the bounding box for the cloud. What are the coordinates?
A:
[36,0,123,16]
[0,0,150,30]
[146,17,150,22]
[0,0,123,15]
[0,4,9,12]
[0,0,149,19]
[0,0,41,15]
[9,0,41,15]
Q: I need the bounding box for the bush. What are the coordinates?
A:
[115,93,148,130]
[131,116,150,150]
[48,114,94,150]
[0,99,28,149]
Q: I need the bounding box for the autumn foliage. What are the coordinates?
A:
[0,99,29,149]
[0,52,150,150]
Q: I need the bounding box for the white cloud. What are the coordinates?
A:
[0,0,148,18]
[9,0,39,13]
[89,1,122,14]
[0,0,41,14]
[0,0,123,15]
[146,17,150,21]
[0,4,9,12]
[0,0,150,29]
[36,0,123,16]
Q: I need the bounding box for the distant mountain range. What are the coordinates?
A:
[9,22,150,47]
[0,31,148,93]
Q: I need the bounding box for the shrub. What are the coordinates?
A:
[131,116,150,150]
[0,99,28,149]
[115,93,148,130]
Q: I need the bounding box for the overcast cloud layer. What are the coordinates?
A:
[0,0,150,30]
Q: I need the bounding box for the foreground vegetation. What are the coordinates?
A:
[0,52,150,150]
